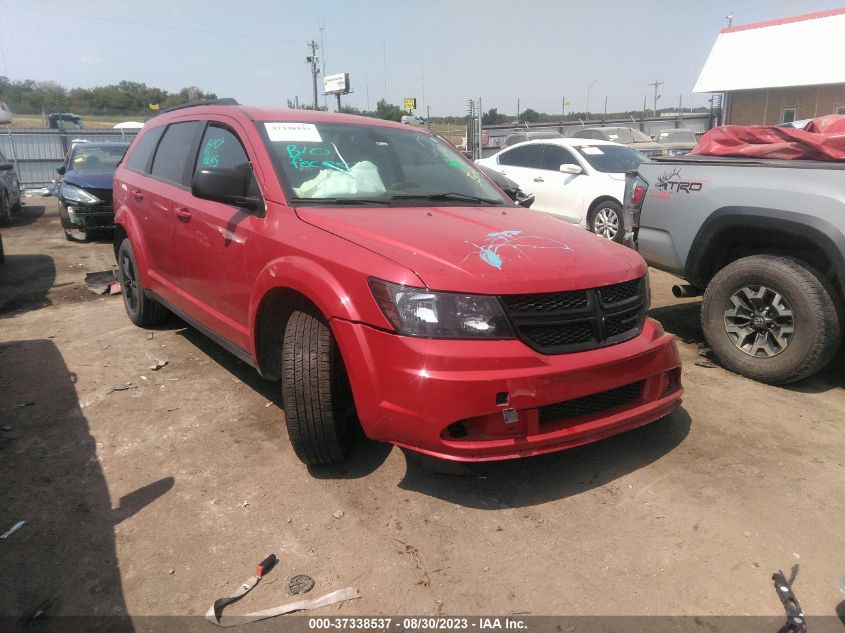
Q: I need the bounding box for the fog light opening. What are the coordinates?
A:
[495,391,509,406]
[446,421,469,439]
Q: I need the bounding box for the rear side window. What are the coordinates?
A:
[125,126,164,173]
[151,121,201,186]
[498,144,542,168]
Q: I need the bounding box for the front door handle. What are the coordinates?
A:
[533,177,545,183]
[175,207,193,223]
[131,189,144,202]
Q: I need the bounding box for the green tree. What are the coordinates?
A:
[520,108,540,123]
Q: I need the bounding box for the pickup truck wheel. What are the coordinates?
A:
[590,201,623,243]
[282,308,358,465]
[116,238,169,326]
[701,255,841,384]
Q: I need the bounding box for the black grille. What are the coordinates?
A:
[538,381,644,424]
[519,322,593,346]
[605,307,641,338]
[502,290,587,312]
[501,277,646,354]
[599,279,640,305]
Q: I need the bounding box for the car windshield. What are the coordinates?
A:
[657,129,697,143]
[602,128,652,143]
[69,146,127,173]
[259,121,510,206]
[573,144,648,173]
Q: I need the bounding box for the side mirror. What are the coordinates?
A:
[0,162,14,172]
[192,167,261,211]
[516,192,535,209]
[559,164,583,175]
[56,165,66,175]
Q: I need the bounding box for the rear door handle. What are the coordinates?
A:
[533,177,544,183]
[175,207,193,223]
[131,189,144,202]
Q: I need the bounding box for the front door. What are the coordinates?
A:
[174,120,257,351]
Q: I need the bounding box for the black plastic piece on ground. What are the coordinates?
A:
[256,553,277,577]
[772,565,806,633]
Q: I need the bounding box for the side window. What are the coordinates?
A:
[125,126,164,173]
[150,121,202,186]
[194,123,259,196]
[196,124,250,172]
[539,145,579,171]
[498,144,542,168]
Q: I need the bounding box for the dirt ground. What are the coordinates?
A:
[1,199,844,625]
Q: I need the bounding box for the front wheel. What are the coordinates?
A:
[281,308,359,465]
[589,201,623,243]
[116,238,169,326]
[701,255,841,384]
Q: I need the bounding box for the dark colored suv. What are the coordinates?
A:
[113,101,683,467]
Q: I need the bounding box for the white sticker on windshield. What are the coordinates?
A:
[264,122,322,143]
[581,146,604,155]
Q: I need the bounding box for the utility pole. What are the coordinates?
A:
[516,98,520,124]
[319,21,327,109]
[586,79,597,120]
[426,105,431,130]
[603,95,607,123]
[306,40,320,110]
[562,97,566,120]
[647,80,663,117]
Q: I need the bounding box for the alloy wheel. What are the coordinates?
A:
[593,207,619,240]
[723,285,795,357]
[121,254,139,314]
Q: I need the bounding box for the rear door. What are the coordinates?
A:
[173,119,259,351]
[142,120,203,305]
[529,144,587,223]
[494,144,543,195]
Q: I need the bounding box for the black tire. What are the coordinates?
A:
[589,200,624,243]
[281,308,358,465]
[116,238,169,327]
[0,194,10,225]
[0,232,5,265]
[701,255,841,384]
[11,194,21,213]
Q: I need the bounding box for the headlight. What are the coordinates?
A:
[369,278,514,339]
[60,183,100,204]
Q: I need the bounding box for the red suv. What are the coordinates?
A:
[113,101,683,466]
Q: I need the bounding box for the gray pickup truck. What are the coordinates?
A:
[625,156,844,384]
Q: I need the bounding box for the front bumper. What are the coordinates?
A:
[63,204,115,230]
[332,317,683,461]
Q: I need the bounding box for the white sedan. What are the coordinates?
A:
[476,138,647,242]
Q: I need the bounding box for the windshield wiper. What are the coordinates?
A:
[388,192,505,205]
[290,197,393,205]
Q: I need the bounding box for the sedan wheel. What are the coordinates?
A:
[590,201,623,243]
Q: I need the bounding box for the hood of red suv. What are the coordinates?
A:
[296,205,645,295]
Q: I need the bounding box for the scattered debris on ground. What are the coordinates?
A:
[84,270,120,295]
[1,521,26,539]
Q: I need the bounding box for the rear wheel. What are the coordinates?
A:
[701,255,841,384]
[116,238,169,326]
[281,308,358,465]
[589,201,623,243]
[0,194,10,225]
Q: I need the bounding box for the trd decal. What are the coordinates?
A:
[654,168,703,195]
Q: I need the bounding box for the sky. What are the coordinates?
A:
[2,0,843,117]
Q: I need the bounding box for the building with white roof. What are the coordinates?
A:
[694,8,845,125]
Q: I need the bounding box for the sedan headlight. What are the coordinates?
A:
[369,278,514,339]
[60,183,101,204]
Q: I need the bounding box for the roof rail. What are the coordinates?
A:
[159,98,240,115]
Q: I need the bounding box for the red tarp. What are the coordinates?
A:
[691,114,845,160]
